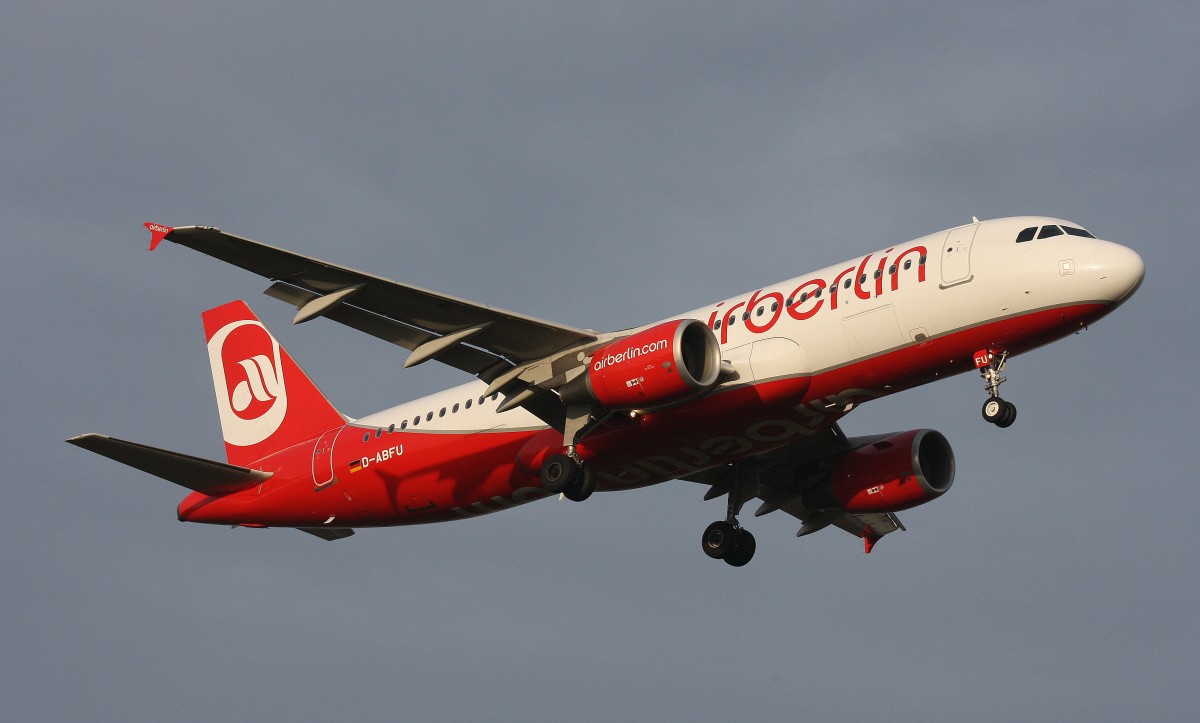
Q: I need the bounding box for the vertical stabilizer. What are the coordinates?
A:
[202,301,346,466]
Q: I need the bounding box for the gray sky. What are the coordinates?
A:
[4,2,1197,720]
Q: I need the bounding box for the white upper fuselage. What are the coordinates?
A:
[358,216,1144,434]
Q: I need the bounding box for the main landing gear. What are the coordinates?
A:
[975,348,1017,428]
[702,520,756,567]
[540,452,596,502]
[539,404,598,502]
[701,463,757,567]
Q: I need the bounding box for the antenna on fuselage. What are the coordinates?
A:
[972,215,980,223]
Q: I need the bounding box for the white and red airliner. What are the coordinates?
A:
[69,217,1143,565]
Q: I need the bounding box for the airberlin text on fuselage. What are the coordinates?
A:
[707,245,928,343]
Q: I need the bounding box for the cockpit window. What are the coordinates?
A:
[1037,225,1064,239]
[1062,226,1096,238]
[1015,227,1037,243]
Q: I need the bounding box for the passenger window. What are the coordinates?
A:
[400,420,408,430]
[362,432,370,442]
[1015,226,1037,243]
[388,423,395,433]
[465,399,472,409]
[799,292,807,303]
[888,265,896,274]
[1038,225,1064,239]
[452,403,459,413]
[714,319,722,330]
[426,412,433,421]
[843,278,852,289]
[413,417,420,426]
[873,270,882,279]
[904,260,912,270]
[1063,226,1096,238]
[439,407,446,418]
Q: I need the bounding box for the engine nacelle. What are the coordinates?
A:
[560,320,722,410]
[802,429,955,514]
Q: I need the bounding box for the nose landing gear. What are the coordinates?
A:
[975,348,1016,428]
[982,397,1017,427]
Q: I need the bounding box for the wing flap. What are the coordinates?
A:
[298,527,356,541]
[834,512,905,539]
[162,226,597,365]
[265,281,506,376]
[686,421,907,552]
[67,434,270,495]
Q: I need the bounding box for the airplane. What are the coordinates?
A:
[68,216,1144,565]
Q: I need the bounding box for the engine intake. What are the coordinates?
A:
[801,429,955,514]
[560,319,722,410]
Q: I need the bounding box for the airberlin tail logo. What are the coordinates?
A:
[207,319,288,447]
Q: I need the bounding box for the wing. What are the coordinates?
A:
[149,223,604,427]
[688,422,906,553]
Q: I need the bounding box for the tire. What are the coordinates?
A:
[563,463,596,502]
[702,521,737,559]
[540,453,578,494]
[982,397,1007,424]
[724,530,756,567]
[995,401,1017,428]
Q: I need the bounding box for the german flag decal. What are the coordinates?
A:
[349,459,364,474]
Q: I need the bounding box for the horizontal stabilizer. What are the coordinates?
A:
[66,433,271,495]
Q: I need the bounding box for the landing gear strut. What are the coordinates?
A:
[701,463,757,567]
[975,348,1017,428]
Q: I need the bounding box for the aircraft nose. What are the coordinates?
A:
[1085,241,1145,303]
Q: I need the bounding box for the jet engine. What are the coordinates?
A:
[801,429,955,514]
[560,319,722,410]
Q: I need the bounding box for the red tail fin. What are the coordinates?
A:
[202,301,345,466]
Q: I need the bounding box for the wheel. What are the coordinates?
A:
[562,463,596,502]
[995,401,1017,428]
[540,453,578,494]
[982,397,1007,424]
[702,521,737,559]
[724,529,756,567]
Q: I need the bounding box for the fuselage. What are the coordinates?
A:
[177,216,1144,529]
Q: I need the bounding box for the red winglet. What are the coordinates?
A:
[863,532,881,554]
[144,221,173,251]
